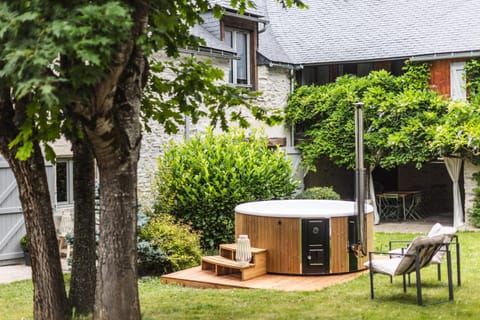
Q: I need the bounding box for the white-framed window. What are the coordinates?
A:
[56,159,74,205]
[450,61,466,100]
[225,28,250,86]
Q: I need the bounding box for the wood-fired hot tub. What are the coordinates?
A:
[235,200,373,275]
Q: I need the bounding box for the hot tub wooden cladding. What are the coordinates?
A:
[235,214,302,274]
[235,202,374,275]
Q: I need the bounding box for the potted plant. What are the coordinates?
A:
[20,234,31,266]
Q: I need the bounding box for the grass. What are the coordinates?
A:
[1,231,479,319]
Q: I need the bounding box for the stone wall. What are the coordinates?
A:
[464,159,480,226]
[137,55,293,206]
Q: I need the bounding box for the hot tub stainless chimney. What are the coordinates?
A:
[353,102,367,257]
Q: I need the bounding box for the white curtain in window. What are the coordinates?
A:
[444,157,464,228]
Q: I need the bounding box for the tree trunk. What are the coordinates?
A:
[69,137,97,315]
[89,47,145,320]
[0,90,70,319]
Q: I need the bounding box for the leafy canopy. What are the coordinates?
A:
[286,63,449,170]
[431,59,480,160]
[0,0,305,160]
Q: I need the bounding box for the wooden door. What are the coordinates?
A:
[0,156,25,265]
[0,156,55,265]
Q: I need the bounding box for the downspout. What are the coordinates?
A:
[289,68,295,147]
[185,53,195,140]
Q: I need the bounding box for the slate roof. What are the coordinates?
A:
[209,0,264,17]
[257,0,480,65]
[190,24,236,55]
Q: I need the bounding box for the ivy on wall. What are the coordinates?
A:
[465,59,480,101]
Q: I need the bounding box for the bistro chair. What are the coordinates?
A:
[378,193,403,221]
[57,212,74,259]
[405,192,424,220]
[365,232,455,305]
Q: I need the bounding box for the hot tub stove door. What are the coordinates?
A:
[302,219,330,274]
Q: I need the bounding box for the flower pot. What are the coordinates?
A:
[23,252,31,266]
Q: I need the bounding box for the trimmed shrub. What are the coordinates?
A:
[295,186,340,200]
[154,128,298,250]
[138,214,202,275]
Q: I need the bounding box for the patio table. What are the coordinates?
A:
[377,191,423,221]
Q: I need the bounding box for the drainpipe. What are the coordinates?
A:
[184,53,195,140]
[353,102,367,257]
[289,68,295,147]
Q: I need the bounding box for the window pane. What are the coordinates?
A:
[236,32,248,84]
[225,31,234,83]
[56,162,67,202]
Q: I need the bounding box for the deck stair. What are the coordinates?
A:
[201,243,267,281]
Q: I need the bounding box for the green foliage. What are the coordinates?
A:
[431,100,480,158]
[429,59,480,160]
[143,57,282,135]
[0,2,133,160]
[154,128,298,250]
[19,234,28,252]
[294,186,340,200]
[465,59,480,100]
[138,214,202,276]
[286,64,448,170]
[468,172,480,227]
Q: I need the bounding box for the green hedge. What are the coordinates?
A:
[153,128,298,250]
[295,186,340,200]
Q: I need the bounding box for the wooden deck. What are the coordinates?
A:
[160,266,367,291]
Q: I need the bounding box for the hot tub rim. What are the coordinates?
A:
[234,199,373,218]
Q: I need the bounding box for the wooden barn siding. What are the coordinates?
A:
[430,60,451,97]
[429,58,468,98]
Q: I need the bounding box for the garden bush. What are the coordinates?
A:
[138,213,202,276]
[295,186,340,200]
[153,128,298,250]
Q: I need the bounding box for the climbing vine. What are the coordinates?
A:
[286,62,448,170]
[465,59,480,101]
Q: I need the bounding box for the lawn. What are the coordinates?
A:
[1,231,478,319]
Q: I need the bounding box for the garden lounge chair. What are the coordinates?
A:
[365,232,454,305]
[389,223,460,286]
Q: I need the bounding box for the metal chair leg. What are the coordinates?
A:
[447,246,454,301]
[369,255,375,299]
[415,255,423,306]
[455,238,461,286]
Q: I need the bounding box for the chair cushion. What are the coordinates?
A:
[427,223,444,237]
[427,223,457,264]
[428,223,456,238]
[389,223,457,264]
[395,234,446,275]
[364,257,402,276]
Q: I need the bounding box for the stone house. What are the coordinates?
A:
[140,0,480,228]
[3,0,480,264]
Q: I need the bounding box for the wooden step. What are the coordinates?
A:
[202,255,254,270]
[201,246,267,281]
